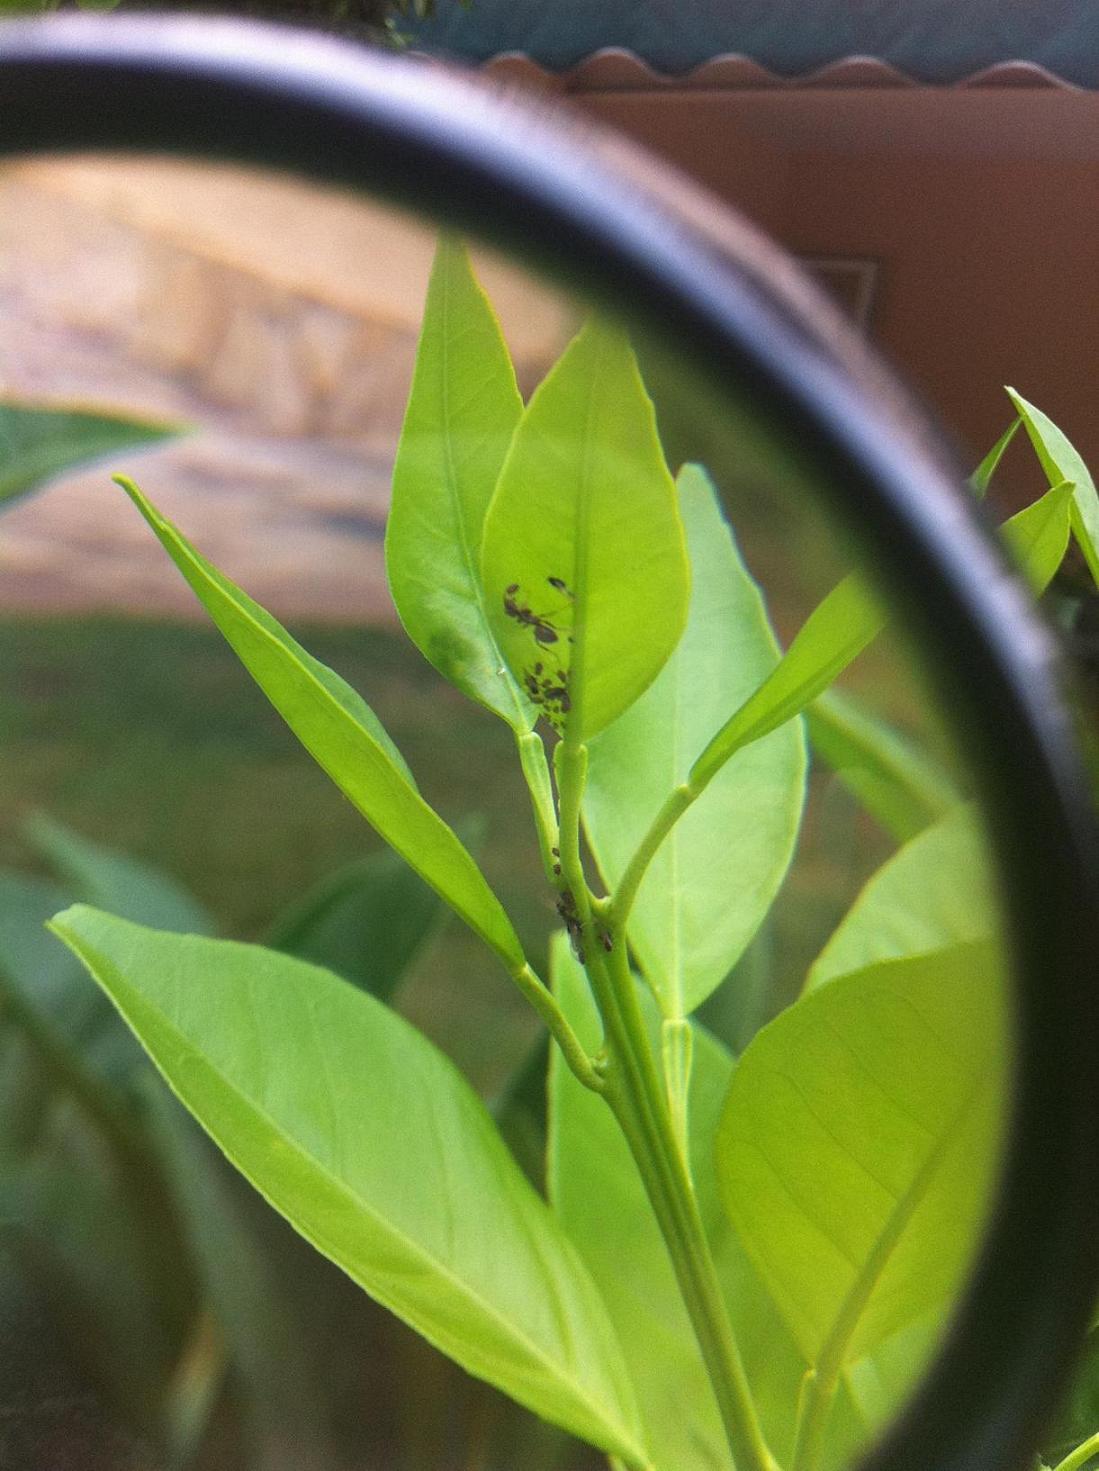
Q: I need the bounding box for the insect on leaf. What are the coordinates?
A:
[116,477,524,974]
[585,465,806,1018]
[481,319,689,743]
[386,238,532,730]
[50,908,650,1467]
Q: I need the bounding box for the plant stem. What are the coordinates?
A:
[516,729,560,882]
[553,736,777,1471]
[598,939,778,1471]
[611,782,694,929]
[790,1368,835,1471]
[661,1017,693,1170]
[1052,1434,1099,1471]
[509,961,603,1094]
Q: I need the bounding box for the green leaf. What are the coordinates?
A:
[0,400,178,510]
[806,804,997,991]
[807,691,960,843]
[26,812,214,936]
[266,846,444,1004]
[969,418,1021,497]
[842,1312,941,1440]
[116,477,524,973]
[50,907,649,1466]
[584,465,806,1018]
[386,238,531,730]
[1007,388,1099,588]
[717,942,1007,1371]
[691,574,884,791]
[481,320,689,742]
[1000,480,1073,594]
[0,869,146,1104]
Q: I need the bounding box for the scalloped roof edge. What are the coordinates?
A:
[469,50,1082,93]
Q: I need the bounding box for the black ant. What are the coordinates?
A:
[522,660,571,732]
[503,577,575,648]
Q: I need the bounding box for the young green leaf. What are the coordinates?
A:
[807,691,960,844]
[806,804,998,991]
[116,477,525,974]
[481,320,689,742]
[1007,388,1099,588]
[969,418,1021,497]
[0,400,178,510]
[679,466,1061,807]
[584,465,806,1018]
[265,846,444,1004]
[385,238,532,730]
[690,574,884,792]
[1000,480,1073,594]
[717,943,1007,1379]
[548,937,806,1471]
[51,908,649,1467]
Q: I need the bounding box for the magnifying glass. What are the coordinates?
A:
[1,17,1097,1471]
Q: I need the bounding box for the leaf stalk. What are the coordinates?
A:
[1051,1432,1099,1471]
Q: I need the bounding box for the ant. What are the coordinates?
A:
[503,576,575,649]
[556,888,586,964]
[523,661,572,731]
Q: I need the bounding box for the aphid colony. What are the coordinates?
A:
[503,576,575,731]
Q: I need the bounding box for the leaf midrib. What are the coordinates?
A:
[811,1070,989,1379]
[437,253,529,731]
[134,491,518,965]
[75,936,646,1463]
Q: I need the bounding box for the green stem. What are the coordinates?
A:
[1052,1433,1099,1471]
[516,729,560,882]
[790,1368,835,1471]
[509,960,603,1094]
[599,939,777,1471]
[611,782,694,929]
[661,1017,693,1172]
[554,739,589,907]
[553,736,775,1471]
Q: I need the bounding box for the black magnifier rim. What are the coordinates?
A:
[1,17,1097,1471]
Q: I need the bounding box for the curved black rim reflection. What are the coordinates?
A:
[1,17,1097,1471]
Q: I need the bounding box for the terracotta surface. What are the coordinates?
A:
[575,84,1099,509]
